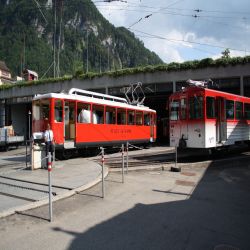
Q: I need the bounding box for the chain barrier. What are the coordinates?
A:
[127,142,143,150]
[0,180,57,196]
[0,166,29,176]
[1,154,51,177]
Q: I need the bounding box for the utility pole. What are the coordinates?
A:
[53,0,57,78]
[86,29,89,73]
[23,34,26,70]
[107,46,110,71]
[99,53,101,73]
[57,0,63,77]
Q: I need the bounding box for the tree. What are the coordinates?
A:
[221,48,230,59]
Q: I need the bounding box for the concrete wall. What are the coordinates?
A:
[0,63,250,100]
[0,63,250,134]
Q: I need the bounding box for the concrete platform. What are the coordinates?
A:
[0,157,108,218]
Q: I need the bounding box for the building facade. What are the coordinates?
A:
[0,60,249,139]
[0,61,12,85]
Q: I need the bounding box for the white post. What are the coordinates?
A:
[126,141,129,174]
[171,146,181,172]
[101,147,105,198]
[175,146,177,168]
[122,144,124,183]
[48,152,53,222]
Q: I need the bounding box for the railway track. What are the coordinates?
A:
[95,146,250,169]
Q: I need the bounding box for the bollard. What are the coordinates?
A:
[126,141,129,174]
[175,146,177,168]
[26,140,28,168]
[101,147,105,198]
[171,146,181,172]
[48,152,53,222]
[121,144,124,183]
[29,140,32,167]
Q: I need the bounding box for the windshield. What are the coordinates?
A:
[170,100,179,121]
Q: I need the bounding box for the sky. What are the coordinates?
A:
[93,0,250,63]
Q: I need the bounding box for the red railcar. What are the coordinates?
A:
[32,88,156,157]
[169,85,250,149]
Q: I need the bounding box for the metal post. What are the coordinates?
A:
[28,110,31,140]
[101,147,105,198]
[171,146,181,172]
[175,146,177,169]
[122,144,124,183]
[48,152,53,222]
[30,140,32,167]
[126,141,129,174]
[26,140,28,168]
[53,147,55,166]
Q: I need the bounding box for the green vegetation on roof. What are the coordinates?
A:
[1,56,250,91]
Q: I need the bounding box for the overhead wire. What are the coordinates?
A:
[131,28,250,54]
[135,33,217,56]
[128,0,185,29]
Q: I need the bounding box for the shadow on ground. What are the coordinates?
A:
[53,157,250,250]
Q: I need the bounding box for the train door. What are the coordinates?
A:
[216,97,227,143]
[64,101,76,143]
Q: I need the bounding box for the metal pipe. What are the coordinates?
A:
[101,147,105,198]
[126,141,129,174]
[122,144,124,183]
[48,152,53,222]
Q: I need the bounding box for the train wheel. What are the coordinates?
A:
[56,150,73,160]
[179,139,187,149]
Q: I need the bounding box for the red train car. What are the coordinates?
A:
[169,85,250,149]
[32,88,156,157]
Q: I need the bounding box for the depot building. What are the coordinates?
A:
[0,57,249,141]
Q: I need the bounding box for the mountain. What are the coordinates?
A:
[0,0,163,78]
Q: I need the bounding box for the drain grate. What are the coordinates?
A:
[214,244,239,250]
[181,172,196,176]
[175,180,196,186]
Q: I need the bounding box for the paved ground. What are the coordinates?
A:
[0,157,250,250]
[0,147,108,218]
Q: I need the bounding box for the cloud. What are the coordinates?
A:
[95,0,250,63]
[143,36,184,62]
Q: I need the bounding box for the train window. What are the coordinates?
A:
[136,111,143,125]
[170,100,179,120]
[92,105,104,124]
[128,110,135,125]
[206,97,216,119]
[144,112,150,126]
[117,108,126,125]
[235,102,243,119]
[244,103,250,119]
[40,99,50,120]
[54,100,63,122]
[106,106,116,124]
[226,100,234,119]
[33,100,40,121]
[180,98,187,120]
[77,102,91,123]
[189,96,203,119]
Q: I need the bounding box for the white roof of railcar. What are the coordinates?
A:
[171,86,250,100]
[33,88,156,113]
